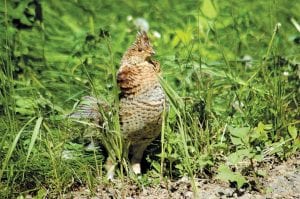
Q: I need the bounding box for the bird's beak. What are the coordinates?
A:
[150,49,155,56]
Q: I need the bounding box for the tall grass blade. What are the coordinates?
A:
[0,117,36,181]
[26,117,43,162]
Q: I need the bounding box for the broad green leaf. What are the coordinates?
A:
[288,125,297,140]
[227,149,252,165]
[151,161,161,173]
[264,124,273,130]
[229,126,250,145]
[227,151,242,165]
[256,122,265,134]
[234,172,247,189]
[254,154,263,162]
[230,136,243,145]
[216,164,234,180]
[253,122,269,141]
[229,126,250,138]
[251,129,261,140]
[172,27,193,46]
[36,187,48,199]
[201,0,218,19]
[216,164,247,188]
[175,164,184,171]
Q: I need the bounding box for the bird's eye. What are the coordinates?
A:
[138,47,143,52]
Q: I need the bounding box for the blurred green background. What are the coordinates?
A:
[1,0,299,115]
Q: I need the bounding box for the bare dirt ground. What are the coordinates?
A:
[67,154,299,199]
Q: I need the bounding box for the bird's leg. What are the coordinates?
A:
[105,143,130,179]
[129,143,148,174]
[105,156,116,180]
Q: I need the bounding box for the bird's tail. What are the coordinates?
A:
[68,96,109,127]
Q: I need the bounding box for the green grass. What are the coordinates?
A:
[0,0,299,198]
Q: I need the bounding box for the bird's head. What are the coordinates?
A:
[122,31,155,64]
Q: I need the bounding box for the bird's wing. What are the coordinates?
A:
[68,96,109,125]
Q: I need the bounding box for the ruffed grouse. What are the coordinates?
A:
[70,31,167,178]
[117,31,166,175]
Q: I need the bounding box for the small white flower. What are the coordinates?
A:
[232,100,244,112]
[127,15,133,22]
[233,100,244,108]
[276,23,282,29]
[283,71,289,76]
[153,30,161,39]
[134,17,149,32]
[242,55,253,68]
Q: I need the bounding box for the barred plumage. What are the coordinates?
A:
[70,31,167,178]
[117,31,166,175]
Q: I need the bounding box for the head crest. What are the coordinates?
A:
[133,31,152,49]
[137,30,148,38]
